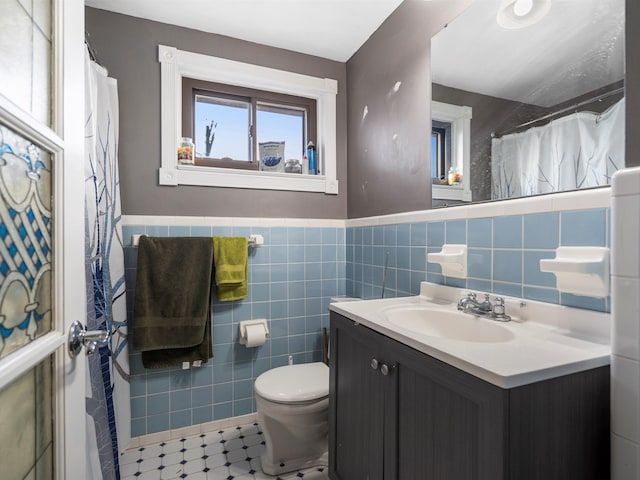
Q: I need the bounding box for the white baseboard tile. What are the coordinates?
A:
[124,436,139,451]
[129,430,172,450]
[128,413,259,450]
[170,424,202,440]
[200,413,258,434]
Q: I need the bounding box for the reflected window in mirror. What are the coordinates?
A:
[182,78,316,172]
[431,123,450,184]
[431,101,472,204]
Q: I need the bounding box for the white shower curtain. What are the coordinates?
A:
[491,98,625,199]
[84,50,130,480]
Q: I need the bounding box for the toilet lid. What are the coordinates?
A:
[255,362,329,403]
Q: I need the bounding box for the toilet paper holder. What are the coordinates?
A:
[238,319,269,346]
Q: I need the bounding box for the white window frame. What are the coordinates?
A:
[431,100,472,202]
[159,45,339,194]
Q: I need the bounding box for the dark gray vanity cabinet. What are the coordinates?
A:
[328,311,610,480]
[328,311,391,480]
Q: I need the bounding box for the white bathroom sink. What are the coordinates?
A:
[330,282,611,388]
[382,305,515,343]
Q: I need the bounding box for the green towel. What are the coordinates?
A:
[213,236,248,301]
[132,236,214,368]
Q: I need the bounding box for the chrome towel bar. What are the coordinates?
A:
[131,233,264,247]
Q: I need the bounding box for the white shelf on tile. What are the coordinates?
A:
[539,246,610,298]
[427,244,467,278]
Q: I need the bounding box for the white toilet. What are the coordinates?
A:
[254,362,330,475]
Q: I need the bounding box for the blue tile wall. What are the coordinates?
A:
[126,208,609,436]
[124,223,346,436]
[347,208,610,312]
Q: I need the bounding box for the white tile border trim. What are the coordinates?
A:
[126,413,258,451]
[612,166,640,197]
[346,187,611,227]
[123,187,610,230]
[122,215,345,228]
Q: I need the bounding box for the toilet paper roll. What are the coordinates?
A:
[244,324,267,347]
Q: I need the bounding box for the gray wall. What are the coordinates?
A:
[85,8,347,219]
[348,0,638,218]
[628,0,640,166]
[346,0,471,218]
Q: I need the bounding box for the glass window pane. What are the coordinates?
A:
[0,355,54,480]
[431,132,439,179]
[0,123,52,359]
[257,104,306,163]
[0,0,52,126]
[194,95,250,161]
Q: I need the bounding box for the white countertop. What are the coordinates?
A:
[329,283,611,389]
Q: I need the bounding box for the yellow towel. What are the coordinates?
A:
[213,236,248,301]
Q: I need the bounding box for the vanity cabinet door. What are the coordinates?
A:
[329,313,392,480]
[386,336,508,480]
[507,367,610,480]
[330,311,610,480]
[330,311,507,480]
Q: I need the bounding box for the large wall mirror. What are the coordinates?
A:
[431,0,625,207]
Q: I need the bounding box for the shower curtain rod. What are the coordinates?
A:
[491,86,625,139]
[85,32,104,68]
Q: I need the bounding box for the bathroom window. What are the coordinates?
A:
[182,78,316,171]
[159,45,339,194]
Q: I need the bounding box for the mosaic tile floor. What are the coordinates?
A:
[120,422,329,480]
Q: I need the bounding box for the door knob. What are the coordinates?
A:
[371,358,379,370]
[68,320,110,358]
[380,364,390,376]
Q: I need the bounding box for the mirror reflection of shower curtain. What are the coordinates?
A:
[491,98,625,199]
[85,49,130,480]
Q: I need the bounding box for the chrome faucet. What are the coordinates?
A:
[457,292,511,322]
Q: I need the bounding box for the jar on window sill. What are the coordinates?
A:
[284,159,302,174]
[178,137,194,165]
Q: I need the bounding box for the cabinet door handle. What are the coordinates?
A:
[370,358,379,370]
[380,364,390,376]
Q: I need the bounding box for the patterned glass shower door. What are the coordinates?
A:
[0,122,54,479]
[0,124,52,358]
[1,2,55,471]
[0,0,87,478]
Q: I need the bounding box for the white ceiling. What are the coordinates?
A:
[84,0,404,62]
[431,0,625,107]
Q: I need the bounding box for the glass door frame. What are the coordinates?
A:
[0,0,87,478]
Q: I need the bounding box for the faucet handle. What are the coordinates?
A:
[493,297,505,315]
[491,297,511,321]
[467,291,477,300]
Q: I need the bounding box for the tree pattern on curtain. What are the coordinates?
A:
[491,99,625,199]
[85,50,130,480]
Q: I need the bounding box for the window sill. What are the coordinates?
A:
[160,165,338,194]
[432,184,472,202]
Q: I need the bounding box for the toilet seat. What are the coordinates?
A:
[254,362,329,404]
